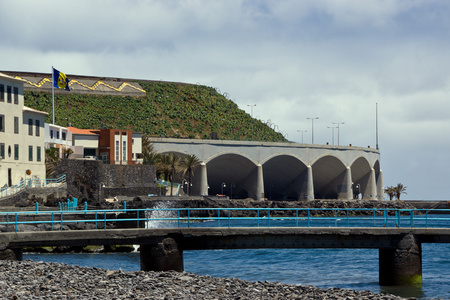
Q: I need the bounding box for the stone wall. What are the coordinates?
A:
[55,159,157,201]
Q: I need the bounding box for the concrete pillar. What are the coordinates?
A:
[0,248,23,261]
[377,170,384,200]
[140,237,183,272]
[339,167,353,200]
[306,165,314,200]
[255,164,264,200]
[379,233,422,286]
[199,162,208,196]
[363,168,377,200]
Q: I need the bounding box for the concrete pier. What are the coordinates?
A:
[379,233,422,286]
[140,237,183,272]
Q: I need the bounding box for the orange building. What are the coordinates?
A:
[67,127,142,165]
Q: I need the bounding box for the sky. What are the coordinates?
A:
[1,0,449,200]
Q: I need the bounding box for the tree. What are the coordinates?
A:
[142,134,158,165]
[394,183,407,200]
[156,153,171,182]
[385,186,395,200]
[63,148,73,159]
[168,153,181,196]
[179,154,201,195]
[45,147,60,178]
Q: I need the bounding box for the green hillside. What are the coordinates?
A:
[24,81,287,142]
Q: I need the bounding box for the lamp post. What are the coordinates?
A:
[297,130,308,144]
[247,104,256,141]
[306,117,319,144]
[230,183,235,199]
[332,122,345,146]
[327,126,337,145]
[221,182,226,195]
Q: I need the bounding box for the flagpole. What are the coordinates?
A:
[52,66,55,124]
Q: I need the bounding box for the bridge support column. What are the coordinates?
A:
[256,164,264,200]
[306,165,314,200]
[363,168,377,199]
[339,167,352,200]
[140,237,183,272]
[379,233,422,286]
[0,248,23,261]
[199,162,208,196]
[376,170,384,200]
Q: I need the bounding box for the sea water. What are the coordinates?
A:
[23,213,450,300]
[24,243,450,299]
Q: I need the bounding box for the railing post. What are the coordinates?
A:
[218,209,220,227]
[268,209,271,228]
[35,202,39,213]
[60,212,63,231]
[307,209,310,227]
[84,201,87,214]
[188,209,191,228]
[123,201,127,213]
[15,213,17,233]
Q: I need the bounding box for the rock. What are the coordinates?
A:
[0,259,411,299]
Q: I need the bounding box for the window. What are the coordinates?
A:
[7,86,11,103]
[0,143,4,159]
[35,120,40,136]
[13,87,18,104]
[50,130,54,139]
[62,131,66,140]
[56,130,60,139]
[14,117,19,134]
[0,114,4,132]
[123,141,127,161]
[28,118,33,135]
[0,84,4,102]
[14,144,19,160]
[28,146,33,161]
[37,146,41,162]
[115,140,119,161]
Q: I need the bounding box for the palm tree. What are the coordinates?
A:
[394,183,407,200]
[179,154,201,195]
[142,134,158,165]
[45,147,60,177]
[385,186,395,200]
[168,153,181,196]
[156,153,171,182]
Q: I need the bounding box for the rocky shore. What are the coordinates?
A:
[0,259,413,300]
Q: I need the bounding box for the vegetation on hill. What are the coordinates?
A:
[24,81,287,142]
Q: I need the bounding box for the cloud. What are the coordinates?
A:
[2,0,450,199]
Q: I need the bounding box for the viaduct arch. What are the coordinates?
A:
[151,138,382,201]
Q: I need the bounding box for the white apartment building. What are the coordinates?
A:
[45,123,73,158]
[0,73,47,187]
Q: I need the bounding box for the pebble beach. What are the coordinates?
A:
[0,260,413,300]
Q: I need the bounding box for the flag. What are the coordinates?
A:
[53,68,70,91]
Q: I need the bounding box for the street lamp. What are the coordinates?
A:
[332,122,345,146]
[297,130,308,144]
[327,126,337,145]
[247,104,256,141]
[221,182,226,195]
[306,117,319,144]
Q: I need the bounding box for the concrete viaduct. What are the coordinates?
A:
[150,138,383,201]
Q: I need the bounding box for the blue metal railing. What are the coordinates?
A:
[0,207,449,233]
[0,175,66,199]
